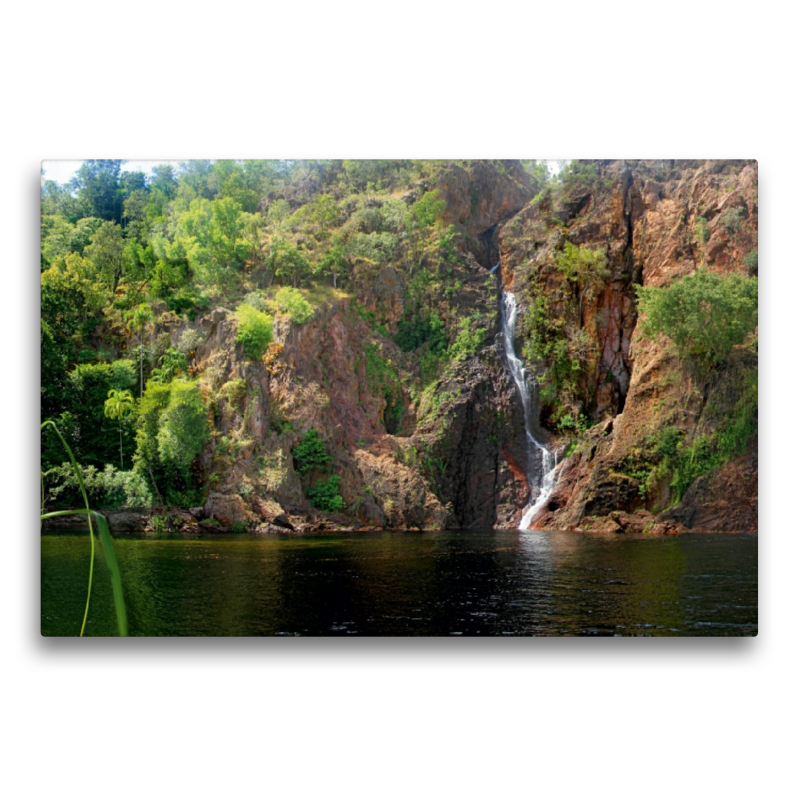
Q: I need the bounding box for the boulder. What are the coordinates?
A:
[272,513,295,531]
[104,511,149,532]
[203,492,255,528]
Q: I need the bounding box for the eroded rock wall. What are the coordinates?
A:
[496,160,758,533]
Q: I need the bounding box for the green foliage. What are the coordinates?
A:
[554,241,609,285]
[627,366,757,506]
[274,286,314,323]
[243,290,270,311]
[168,196,253,288]
[177,328,204,354]
[394,313,447,354]
[520,160,553,192]
[235,303,273,359]
[45,462,153,509]
[743,249,758,275]
[666,379,756,502]
[694,216,710,244]
[345,231,398,264]
[720,206,745,235]
[636,268,758,371]
[353,303,390,337]
[291,429,332,474]
[448,316,486,361]
[103,388,135,468]
[150,348,188,384]
[70,160,124,223]
[411,190,445,228]
[307,475,345,512]
[218,378,248,409]
[558,160,607,194]
[364,343,405,431]
[339,160,414,193]
[268,239,311,287]
[134,380,209,503]
[517,242,609,430]
[150,513,183,536]
[44,360,137,469]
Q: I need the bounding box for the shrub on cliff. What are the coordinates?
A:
[291,429,332,474]
[235,303,273,359]
[636,268,758,371]
[307,475,345,512]
[448,316,486,361]
[274,287,314,324]
[410,190,445,228]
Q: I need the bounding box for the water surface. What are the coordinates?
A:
[41,530,757,636]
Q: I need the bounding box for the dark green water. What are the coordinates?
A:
[41,530,757,636]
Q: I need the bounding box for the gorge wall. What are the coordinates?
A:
[89,160,757,534]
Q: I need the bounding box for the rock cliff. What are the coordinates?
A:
[108,160,757,534]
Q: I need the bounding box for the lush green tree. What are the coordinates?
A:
[84,220,128,295]
[268,240,310,287]
[170,197,251,288]
[48,360,137,468]
[345,231,397,265]
[134,380,209,503]
[395,313,448,354]
[70,159,124,222]
[410,190,445,228]
[149,164,179,198]
[177,160,215,202]
[266,199,291,234]
[340,160,412,192]
[318,238,347,288]
[520,160,553,193]
[41,178,78,219]
[636,268,758,371]
[104,389,136,468]
[41,215,103,269]
[41,319,67,419]
[209,160,261,211]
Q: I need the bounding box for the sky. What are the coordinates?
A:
[41,159,185,185]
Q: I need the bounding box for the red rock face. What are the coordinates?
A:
[435,160,533,238]
[498,160,758,533]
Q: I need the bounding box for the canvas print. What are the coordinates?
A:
[40,159,758,636]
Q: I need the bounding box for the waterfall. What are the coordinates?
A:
[498,283,558,530]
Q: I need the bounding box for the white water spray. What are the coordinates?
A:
[498,286,558,529]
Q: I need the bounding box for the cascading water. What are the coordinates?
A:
[498,280,558,530]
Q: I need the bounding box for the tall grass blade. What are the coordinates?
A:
[41,421,128,636]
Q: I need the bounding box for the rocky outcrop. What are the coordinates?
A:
[129,160,756,535]
[497,160,758,533]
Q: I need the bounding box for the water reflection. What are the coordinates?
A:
[41,531,757,637]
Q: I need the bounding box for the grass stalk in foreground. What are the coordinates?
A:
[41,421,128,636]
